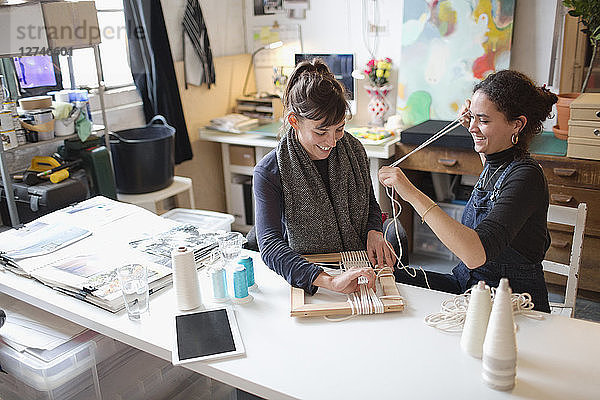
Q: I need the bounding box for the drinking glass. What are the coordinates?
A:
[117,264,149,320]
[218,232,244,267]
[217,232,244,299]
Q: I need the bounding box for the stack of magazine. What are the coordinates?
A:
[129,224,220,268]
[0,196,223,312]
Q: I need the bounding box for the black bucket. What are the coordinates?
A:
[110,115,175,194]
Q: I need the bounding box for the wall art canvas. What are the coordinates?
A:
[397,0,515,125]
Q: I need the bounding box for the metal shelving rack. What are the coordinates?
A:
[0,42,110,227]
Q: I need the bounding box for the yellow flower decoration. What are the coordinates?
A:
[365,57,393,86]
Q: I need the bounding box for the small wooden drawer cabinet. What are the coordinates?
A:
[567,93,600,161]
[536,153,600,292]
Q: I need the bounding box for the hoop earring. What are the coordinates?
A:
[511,133,519,145]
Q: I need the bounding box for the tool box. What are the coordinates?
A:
[0,169,89,224]
[59,136,117,199]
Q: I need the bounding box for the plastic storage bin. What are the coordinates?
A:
[98,348,200,400]
[412,202,465,261]
[97,347,238,400]
[162,208,235,233]
[0,330,128,400]
[0,330,101,400]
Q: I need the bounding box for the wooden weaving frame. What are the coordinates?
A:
[290,252,404,317]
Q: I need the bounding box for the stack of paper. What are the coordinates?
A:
[129,225,220,268]
[209,113,259,132]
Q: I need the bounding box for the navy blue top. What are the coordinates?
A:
[474,147,550,263]
[253,148,383,294]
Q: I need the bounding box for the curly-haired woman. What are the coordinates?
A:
[380,70,558,312]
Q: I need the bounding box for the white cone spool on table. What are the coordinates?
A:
[482,278,517,391]
[461,281,492,358]
[172,246,203,311]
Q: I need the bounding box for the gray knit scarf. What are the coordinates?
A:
[277,128,371,255]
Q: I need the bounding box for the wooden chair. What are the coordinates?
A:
[543,203,587,317]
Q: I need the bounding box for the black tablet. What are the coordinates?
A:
[172,307,245,364]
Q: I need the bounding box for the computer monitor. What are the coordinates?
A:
[13,55,63,97]
[294,53,355,101]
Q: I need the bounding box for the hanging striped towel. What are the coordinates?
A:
[182,0,215,88]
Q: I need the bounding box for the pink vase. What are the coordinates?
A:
[365,85,392,127]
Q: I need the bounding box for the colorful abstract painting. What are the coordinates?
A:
[397,0,515,125]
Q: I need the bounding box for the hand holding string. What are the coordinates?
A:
[388,110,470,168]
[329,267,376,294]
[459,99,472,129]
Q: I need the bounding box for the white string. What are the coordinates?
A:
[172,247,202,311]
[481,279,517,390]
[383,185,432,290]
[424,288,541,333]
[388,114,468,168]
[380,112,470,290]
[324,250,389,322]
[324,116,469,322]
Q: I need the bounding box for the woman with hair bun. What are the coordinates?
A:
[379,70,558,312]
[253,58,404,295]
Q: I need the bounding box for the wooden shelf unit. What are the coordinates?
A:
[235,96,283,123]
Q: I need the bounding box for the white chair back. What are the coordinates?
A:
[543,203,587,317]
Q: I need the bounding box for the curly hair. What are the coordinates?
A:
[281,58,350,134]
[473,70,558,155]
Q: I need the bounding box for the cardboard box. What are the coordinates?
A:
[229,145,256,167]
[42,1,101,49]
[0,3,48,57]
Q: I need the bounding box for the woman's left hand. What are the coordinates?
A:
[366,230,396,268]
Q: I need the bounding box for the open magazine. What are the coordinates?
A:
[0,196,181,312]
[0,222,92,274]
[27,247,173,312]
[128,224,221,268]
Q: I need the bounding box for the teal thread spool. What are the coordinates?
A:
[238,256,256,289]
[210,266,228,302]
[232,265,253,304]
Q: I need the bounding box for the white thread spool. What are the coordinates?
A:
[461,281,492,358]
[482,278,517,391]
[172,246,203,311]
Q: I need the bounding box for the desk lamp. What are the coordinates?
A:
[243,41,283,97]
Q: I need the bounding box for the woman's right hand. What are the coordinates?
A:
[459,99,472,129]
[313,268,375,294]
[378,166,415,201]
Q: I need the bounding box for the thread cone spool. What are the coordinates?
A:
[172,246,203,311]
[238,256,257,290]
[232,265,253,304]
[482,278,517,391]
[210,265,229,303]
[461,281,492,358]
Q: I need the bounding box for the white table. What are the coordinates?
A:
[1,252,599,400]
[116,176,195,214]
